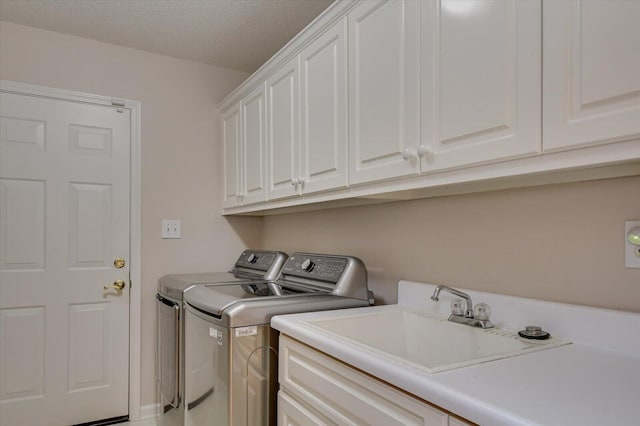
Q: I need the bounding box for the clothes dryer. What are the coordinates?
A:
[156,249,287,426]
[183,253,373,426]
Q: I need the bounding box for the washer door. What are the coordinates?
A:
[157,295,180,408]
[184,309,230,426]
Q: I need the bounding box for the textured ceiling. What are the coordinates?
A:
[0,0,334,72]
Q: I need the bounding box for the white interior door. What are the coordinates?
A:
[0,91,131,425]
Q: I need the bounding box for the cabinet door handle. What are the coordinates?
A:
[417,145,433,161]
[401,148,416,160]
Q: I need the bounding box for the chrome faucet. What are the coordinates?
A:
[431,284,474,318]
[430,285,494,329]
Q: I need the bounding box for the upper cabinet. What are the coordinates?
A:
[222,102,242,208]
[242,83,268,205]
[421,0,541,172]
[218,0,640,215]
[222,83,267,208]
[543,0,640,152]
[266,56,300,201]
[267,18,349,201]
[300,17,349,195]
[348,0,420,185]
[349,0,541,185]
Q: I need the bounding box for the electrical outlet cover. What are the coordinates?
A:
[162,219,181,239]
[625,221,640,268]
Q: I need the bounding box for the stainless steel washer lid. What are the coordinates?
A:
[183,253,372,327]
[158,272,258,300]
[184,284,369,327]
[157,249,288,299]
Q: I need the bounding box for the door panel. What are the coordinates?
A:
[543,0,640,151]
[222,102,242,208]
[0,116,45,151]
[157,298,180,408]
[348,0,420,184]
[301,17,348,194]
[242,83,267,205]
[0,307,45,401]
[0,91,130,425]
[68,182,113,268]
[68,302,111,391]
[267,56,300,200]
[0,178,46,270]
[421,0,541,171]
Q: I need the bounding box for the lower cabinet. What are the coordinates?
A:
[278,335,474,426]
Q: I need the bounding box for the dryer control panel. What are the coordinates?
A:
[232,250,288,281]
[278,253,369,300]
[282,254,348,283]
[235,250,277,271]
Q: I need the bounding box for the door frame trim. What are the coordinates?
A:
[0,80,144,421]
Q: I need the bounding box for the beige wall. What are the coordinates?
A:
[262,176,640,313]
[0,21,261,406]
[3,18,640,414]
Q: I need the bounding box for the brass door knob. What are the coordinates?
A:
[103,280,126,291]
[114,258,126,269]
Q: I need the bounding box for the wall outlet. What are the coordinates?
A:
[625,220,640,268]
[162,219,181,239]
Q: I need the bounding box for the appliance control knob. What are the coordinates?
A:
[301,258,315,272]
[247,253,258,264]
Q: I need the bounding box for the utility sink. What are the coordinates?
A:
[302,309,569,373]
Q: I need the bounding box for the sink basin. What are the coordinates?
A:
[302,309,569,373]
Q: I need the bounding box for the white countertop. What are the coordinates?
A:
[271,282,640,426]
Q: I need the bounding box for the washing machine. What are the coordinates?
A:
[156,249,288,426]
[183,252,373,426]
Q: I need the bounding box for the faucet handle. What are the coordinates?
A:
[450,298,465,316]
[474,303,491,321]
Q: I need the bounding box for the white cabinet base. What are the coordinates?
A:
[278,335,474,426]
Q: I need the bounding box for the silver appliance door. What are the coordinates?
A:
[229,324,278,426]
[185,307,278,426]
[157,295,180,408]
[185,309,230,426]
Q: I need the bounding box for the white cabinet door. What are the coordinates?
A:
[222,102,243,208]
[300,17,349,195]
[241,83,267,205]
[543,0,640,152]
[278,391,335,426]
[421,0,541,172]
[279,336,450,426]
[267,56,300,201]
[348,0,420,185]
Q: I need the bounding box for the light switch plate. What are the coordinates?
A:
[162,219,181,239]
[625,220,640,268]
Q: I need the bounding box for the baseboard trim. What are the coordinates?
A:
[139,403,160,420]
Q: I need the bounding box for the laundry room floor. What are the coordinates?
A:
[120,419,156,426]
